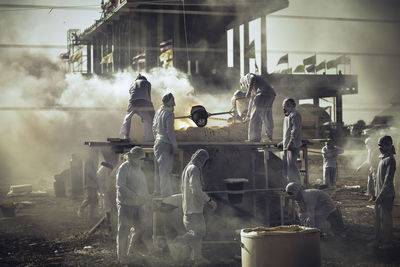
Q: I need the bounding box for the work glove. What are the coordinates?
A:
[276,142,283,150]
[303,217,313,227]
[286,141,295,151]
[208,199,217,211]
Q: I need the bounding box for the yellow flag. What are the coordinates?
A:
[100,52,113,64]
[159,49,173,62]
[69,51,82,63]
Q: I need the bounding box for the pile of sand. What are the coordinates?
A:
[176,122,247,142]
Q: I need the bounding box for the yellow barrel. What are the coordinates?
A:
[241,225,321,267]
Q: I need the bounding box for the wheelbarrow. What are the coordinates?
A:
[175,105,233,127]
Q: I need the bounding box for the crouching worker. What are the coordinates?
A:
[116,147,153,264]
[176,149,217,265]
[286,182,344,234]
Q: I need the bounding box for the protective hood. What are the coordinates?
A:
[189,149,209,169]
[286,182,302,199]
[240,73,256,90]
[124,146,145,168]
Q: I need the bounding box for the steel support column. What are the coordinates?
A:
[261,16,267,75]
[243,22,249,75]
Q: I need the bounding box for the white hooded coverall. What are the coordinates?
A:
[181,149,211,261]
[241,73,276,141]
[321,145,344,186]
[153,105,177,196]
[282,110,302,184]
[120,77,155,141]
[116,160,152,262]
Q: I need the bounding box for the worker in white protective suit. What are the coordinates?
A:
[116,146,153,264]
[97,161,114,213]
[152,93,177,197]
[176,149,217,265]
[120,74,155,141]
[374,135,396,249]
[286,182,344,233]
[78,149,99,223]
[356,137,379,201]
[321,140,344,187]
[240,73,276,142]
[277,98,302,184]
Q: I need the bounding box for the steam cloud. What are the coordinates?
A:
[0,51,232,187]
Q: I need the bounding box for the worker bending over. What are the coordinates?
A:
[120,74,155,141]
[286,182,344,234]
[240,73,276,142]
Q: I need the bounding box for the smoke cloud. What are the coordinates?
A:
[0,51,234,187]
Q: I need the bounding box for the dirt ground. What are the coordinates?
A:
[1,146,400,267]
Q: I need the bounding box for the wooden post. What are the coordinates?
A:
[263,147,270,226]
[243,22,249,76]
[233,25,240,77]
[87,41,92,75]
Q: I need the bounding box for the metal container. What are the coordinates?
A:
[241,226,321,267]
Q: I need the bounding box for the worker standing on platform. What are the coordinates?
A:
[240,73,276,142]
[278,98,302,184]
[178,149,217,265]
[153,93,178,197]
[120,74,155,141]
[286,182,344,233]
[321,140,344,187]
[78,149,99,223]
[116,146,152,264]
[374,135,396,249]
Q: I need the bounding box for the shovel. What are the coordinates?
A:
[175,105,233,127]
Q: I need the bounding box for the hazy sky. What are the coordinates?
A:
[1,0,400,124]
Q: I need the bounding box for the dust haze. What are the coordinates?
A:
[0,51,233,186]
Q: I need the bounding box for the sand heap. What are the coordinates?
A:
[176,122,247,142]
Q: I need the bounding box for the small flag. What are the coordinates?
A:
[327,59,338,69]
[59,51,70,61]
[159,49,173,68]
[336,55,351,65]
[303,55,316,65]
[281,68,292,74]
[277,54,288,65]
[293,65,305,73]
[245,40,255,59]
[160,39,173,53]
[69,51,82,63]
[100,52,113,64]
[315,61,326,72]
[306,64,315,73]
[132,53,146,65]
